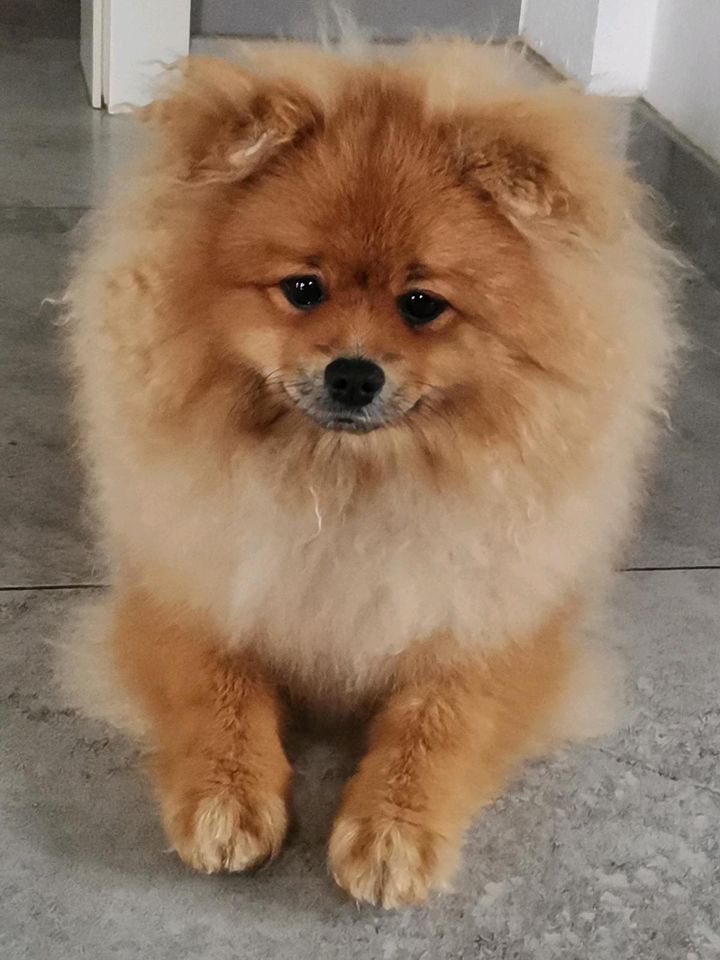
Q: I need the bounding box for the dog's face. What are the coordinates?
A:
[209,92,546,442]
[147,58,622,481]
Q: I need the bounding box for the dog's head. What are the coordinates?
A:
[136,50,635,486]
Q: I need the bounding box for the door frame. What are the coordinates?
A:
[81,0,191,112]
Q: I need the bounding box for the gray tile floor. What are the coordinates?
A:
[1,25,719,960]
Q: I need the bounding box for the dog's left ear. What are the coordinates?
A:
[141,57,322,183]
[454,88,631,233]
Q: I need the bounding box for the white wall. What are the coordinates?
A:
[645,0,720,163]
[520,0,659,94]
[522,0,720,163]
[591,0,658,95]
[520,0,599,85]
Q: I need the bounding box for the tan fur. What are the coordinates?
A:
[111,588,291,872]
[328,609,577,906]
[62,39,678,905]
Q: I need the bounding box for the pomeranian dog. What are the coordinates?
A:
[64,39,676,907]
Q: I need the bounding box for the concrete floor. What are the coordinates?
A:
[1,23,719,960]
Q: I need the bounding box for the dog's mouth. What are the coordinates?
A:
[304,408,387,433]
[280,375,415,433]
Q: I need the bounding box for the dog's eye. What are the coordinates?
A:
[397,290,447,327]
[280,275,325,310]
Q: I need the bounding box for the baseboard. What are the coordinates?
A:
[628,101,720,287]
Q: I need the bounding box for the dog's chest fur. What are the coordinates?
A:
[109,447,620,697]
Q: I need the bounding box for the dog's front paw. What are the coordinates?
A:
[162,787,289,874]
[328,810,458,908]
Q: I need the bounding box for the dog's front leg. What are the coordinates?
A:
[328,619,571,907]
[110,587,291,873]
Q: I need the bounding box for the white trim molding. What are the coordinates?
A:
[80,0,103,107]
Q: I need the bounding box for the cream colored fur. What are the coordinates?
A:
[62,40,678,731]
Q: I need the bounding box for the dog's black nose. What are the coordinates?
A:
[324,357,385,408]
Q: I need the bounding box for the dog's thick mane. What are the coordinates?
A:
[62,39,679,723]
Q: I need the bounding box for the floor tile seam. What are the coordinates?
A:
[593,745,720,801]
[0,205,91,212]
[620,565,720,573]
[0,583,106,592]
[1,565,719,592]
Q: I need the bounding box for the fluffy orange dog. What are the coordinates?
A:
[65,40,677,907]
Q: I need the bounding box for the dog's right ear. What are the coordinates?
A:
[141,57,322,184]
